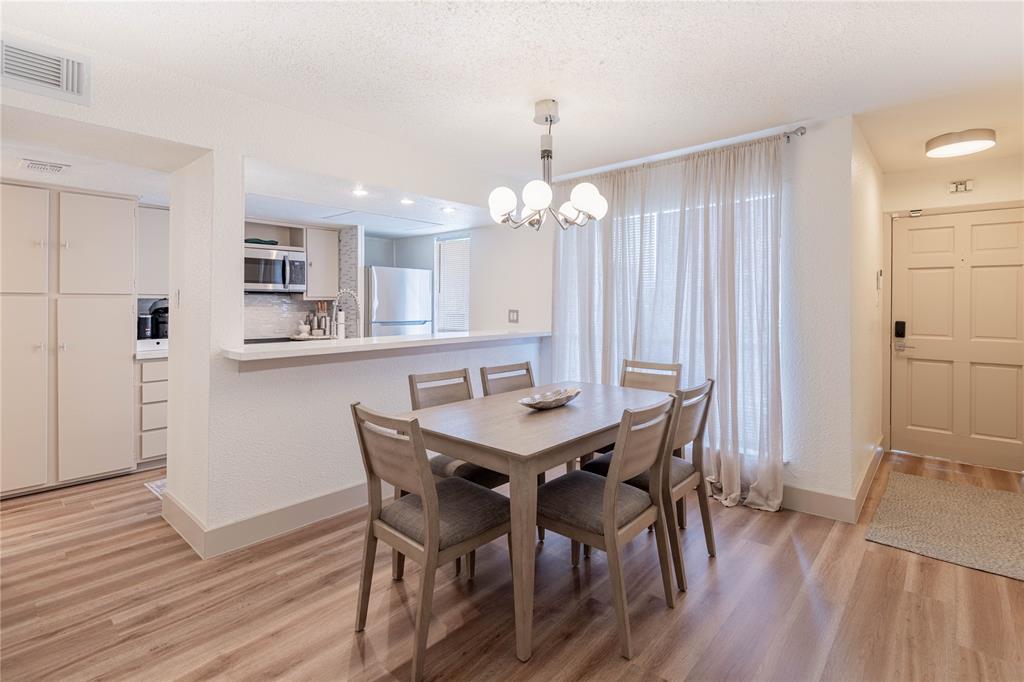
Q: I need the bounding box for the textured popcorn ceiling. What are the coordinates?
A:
[3,2,1021,179]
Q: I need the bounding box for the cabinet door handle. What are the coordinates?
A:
[58,343,68,352]
[33,342,46,351]
[33,240,47,248]
[60,240,71,249]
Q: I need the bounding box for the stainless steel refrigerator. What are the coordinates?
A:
[365,266,433,337]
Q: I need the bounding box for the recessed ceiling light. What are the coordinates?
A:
[442,207,456,214]
[400,198,414,205]
[352,187,368,197]
[925,129,996,158]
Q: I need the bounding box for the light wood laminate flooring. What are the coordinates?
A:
[2,453,1021,680]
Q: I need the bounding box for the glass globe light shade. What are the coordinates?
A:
[490,206,509,223]
[558,201,580,223]
[570,182,600,213]
[590,195,609,220]
[522,180,553,211]
[488,186,517,218]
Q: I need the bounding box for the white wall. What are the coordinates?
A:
[364,236,396,267]
[395,224,555,332]
[849,122,885,491]
[780,116,855,498]
[883,154,1023,212]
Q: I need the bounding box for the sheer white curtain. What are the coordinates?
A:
[553,136,784,511]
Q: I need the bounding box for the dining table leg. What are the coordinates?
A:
[509,460,538,662]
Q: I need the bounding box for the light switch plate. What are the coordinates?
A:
[508,309,519,324]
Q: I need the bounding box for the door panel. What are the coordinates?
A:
[59,193,136,294]
[1,184,50,294]
[137,206,169,296]
[1,295,49,492]
[58,296,134,480]
[304,227,339,300]
[891,207,1024,470]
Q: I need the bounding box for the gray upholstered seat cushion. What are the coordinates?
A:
[380,477,510,550]
[536,470,652,535]
[429,454,508,490]
[582,453,696,490]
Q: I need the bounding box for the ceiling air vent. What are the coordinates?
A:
[20,158,70,176]
[1,37,90,104]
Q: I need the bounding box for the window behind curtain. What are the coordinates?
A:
[435,237,470,332]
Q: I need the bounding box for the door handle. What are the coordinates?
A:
[33,342,46,351]
[33,240,47,248]
[60,240,70,249]
[59,343,68,352]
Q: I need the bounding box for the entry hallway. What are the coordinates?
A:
[1,453,1021,681]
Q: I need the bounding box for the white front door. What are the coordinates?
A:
[891,207,1024,470]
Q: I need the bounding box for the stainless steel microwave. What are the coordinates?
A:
[244,247,306,293]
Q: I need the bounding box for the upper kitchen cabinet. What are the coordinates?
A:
[59,192,136,294]
[1,184,50,294]
[137,206,170,296]
[304,227,340,300]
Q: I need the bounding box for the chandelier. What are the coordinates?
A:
[488,99,608,230]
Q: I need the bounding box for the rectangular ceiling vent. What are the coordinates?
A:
[1,36,90,104]
[20,158,71,175]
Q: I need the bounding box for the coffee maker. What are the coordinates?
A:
[150,299,169,339]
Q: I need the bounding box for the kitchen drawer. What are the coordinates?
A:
[141,381,168,403]
[141,359,168,382]
[141,402,167,431]
[140,429,167,459]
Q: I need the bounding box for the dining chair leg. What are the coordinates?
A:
[570,540,580,567]
[653,511,675,609]
[355,523,377,631]
[468,550,476,579]
[566,460,577,473]
[584,544,591,558]
[411,551,438,682]
[537,472,546,542]
[665,496,687,592]
[393,487,406,580]
[605,539,633,660]
[454,556,461,576]
[677,496,687,529]
[506,533,514,575]
[696,478,717,557]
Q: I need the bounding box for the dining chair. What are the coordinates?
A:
[583,381,715,592]
[535,395,677,660]
[351,403,511,682]
[407,368,508,576]
[479,361,535,396]
[620,358,683,392]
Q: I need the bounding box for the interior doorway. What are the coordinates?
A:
[889,207,1024,470]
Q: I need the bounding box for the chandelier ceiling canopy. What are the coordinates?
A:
[488,99,608,230]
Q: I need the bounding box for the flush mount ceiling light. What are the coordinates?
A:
[352,187,368,197]
[441,206,455,214]
[400,198,414,205]
[925,128,996,158]
[489,99,608,231]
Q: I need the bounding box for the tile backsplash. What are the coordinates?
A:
[244,293,316,339]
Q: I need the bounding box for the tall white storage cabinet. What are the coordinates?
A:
[0,296,49,492]
[1,184,50,293]
[137,206,169,296]
[57,296,134,481]
[59,192,136,294]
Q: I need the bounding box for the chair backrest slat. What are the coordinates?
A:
[673,380,713,449]
[604,397,676,483]
[408,368,473,409]
[480,361,535,396]
[351,403,434,502]
[620,359,682,393]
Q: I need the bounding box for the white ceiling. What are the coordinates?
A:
[3,2,1021,182]
[856,85,1023,174]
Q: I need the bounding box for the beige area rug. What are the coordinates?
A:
[866,472,1024,580]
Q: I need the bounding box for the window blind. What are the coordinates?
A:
[436,237,470,332]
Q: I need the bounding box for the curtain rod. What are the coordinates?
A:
[553,122,810,183]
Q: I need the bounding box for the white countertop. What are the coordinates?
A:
[222,330,551,362]
[135,349,169,360]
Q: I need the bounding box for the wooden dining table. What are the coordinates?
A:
[400,380,669,662]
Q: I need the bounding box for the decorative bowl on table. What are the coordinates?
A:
[518,387,581,410]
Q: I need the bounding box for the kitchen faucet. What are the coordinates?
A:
[332,288,361,339]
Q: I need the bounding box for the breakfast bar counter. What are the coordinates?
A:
[221,330,551,362]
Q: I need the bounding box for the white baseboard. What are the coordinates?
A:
[781,438,884,524]
[162,482,370,559]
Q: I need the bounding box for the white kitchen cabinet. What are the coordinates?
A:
[135,358,168,461]
[304,227,340,300]
[59,192,136,294]
[57,296,134,481]
[1,295,49,492]
[137,206,169,296]
[1,184,50,294]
